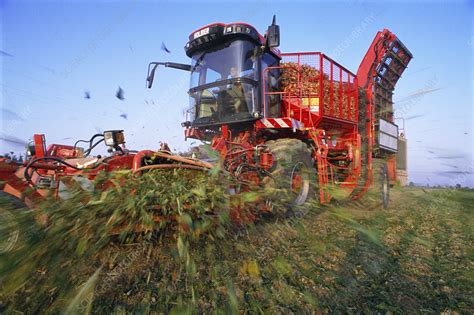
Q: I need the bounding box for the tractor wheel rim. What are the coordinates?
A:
[290,162,310,205]
[292,174,303,192]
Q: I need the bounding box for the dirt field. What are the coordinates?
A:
[1,183,473,313]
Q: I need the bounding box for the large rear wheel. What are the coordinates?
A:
[263,139,315,214]
[0,192,26,254]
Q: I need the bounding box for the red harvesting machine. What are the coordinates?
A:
[0,16,411,222]
[147,16,412,208]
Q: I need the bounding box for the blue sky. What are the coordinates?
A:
[1,0,473,186]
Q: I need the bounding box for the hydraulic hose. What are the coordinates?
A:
[23,156,104,185]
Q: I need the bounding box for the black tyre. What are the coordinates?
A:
[0,192,26,254]
[263,139,315,214]
[372,159,390,209]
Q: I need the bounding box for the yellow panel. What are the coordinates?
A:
[302,97,320,106]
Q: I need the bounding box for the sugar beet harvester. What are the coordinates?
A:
[147,16,412,208]
[0,17,411,229]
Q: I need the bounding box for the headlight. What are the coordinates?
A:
[26,142,36,157]
[103,130,125,147]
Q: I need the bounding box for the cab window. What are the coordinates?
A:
[262,53,280,117]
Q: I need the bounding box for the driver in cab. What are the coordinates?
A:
[227,67,247,113]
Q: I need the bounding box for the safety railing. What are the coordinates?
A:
[263,52,358,125]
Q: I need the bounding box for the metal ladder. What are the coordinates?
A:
[309,129,332,204]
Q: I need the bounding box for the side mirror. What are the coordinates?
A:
[266,15,280,48]
[147,62,192,89]
[147,63,159,89]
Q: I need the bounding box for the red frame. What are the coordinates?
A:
[262,52,358,128]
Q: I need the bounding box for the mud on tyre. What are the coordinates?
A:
[263,139,315,215]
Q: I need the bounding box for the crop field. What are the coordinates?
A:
[0,169,473,314]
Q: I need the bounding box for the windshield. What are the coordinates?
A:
[190,39,258,87]
[188,81,257,125]
[188,39,259,126]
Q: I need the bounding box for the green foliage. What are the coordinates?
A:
[0,179,472,313]
[0,168,231,313]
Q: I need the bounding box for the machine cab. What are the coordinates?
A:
[184,22,281,128]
